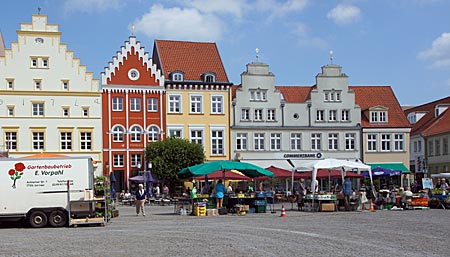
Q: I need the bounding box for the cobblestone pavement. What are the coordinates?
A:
[0,203,448,257]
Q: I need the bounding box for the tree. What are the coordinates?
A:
[145,137,205,181]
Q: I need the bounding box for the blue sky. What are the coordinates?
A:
[1,0,450,106]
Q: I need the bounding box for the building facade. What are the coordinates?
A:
[0,14,103,175]
[102,36,165,192]
[152,40,232,162]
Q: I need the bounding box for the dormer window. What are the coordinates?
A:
[171,71,184,82]
[370,110,388,123]
[202,72,216,83]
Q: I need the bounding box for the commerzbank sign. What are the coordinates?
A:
[281,152,323,159]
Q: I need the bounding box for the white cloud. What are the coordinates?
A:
[255,0,309,18]
[63,0,124,13]
[134,4,224,42]
[327,4,361,25]
[292,22,327,48]
[418,32,450,68]
[186,0,247,19]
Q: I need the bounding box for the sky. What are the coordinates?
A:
[1,0,450,106]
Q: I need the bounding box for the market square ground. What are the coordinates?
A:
[0,204,448,257]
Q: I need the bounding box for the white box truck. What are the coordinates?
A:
[0,157,94,227]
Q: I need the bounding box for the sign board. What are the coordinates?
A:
[281,152,323,159]
[422,178,433,189]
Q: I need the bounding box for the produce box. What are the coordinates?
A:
[243,205,250,211]
[207,209,218,216]
[237,194,245,198]
[255,205,266,213]
[254,200,267,206]
[320,203,336,212]
[196,194,209,198]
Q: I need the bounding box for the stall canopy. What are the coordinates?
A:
[296,169,363,179]
[431,173,450,178]
[257,166,303,180]
[368,163,410,174]
[361,167,402,177]
[195,170,251,181]
[178,160,273,178]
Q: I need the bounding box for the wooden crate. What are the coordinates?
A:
[320,203,336,212]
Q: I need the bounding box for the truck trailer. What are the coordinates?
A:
[0,157,94,227]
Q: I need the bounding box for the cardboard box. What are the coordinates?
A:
[320,203,336,212]
[243,205,250,211]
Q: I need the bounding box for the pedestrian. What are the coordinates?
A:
[343,177,353,211]
[135,184,147,216]
[215,179,226,208]
[297,178,306,211]
[162,184,169,198]
[227,183,233,193]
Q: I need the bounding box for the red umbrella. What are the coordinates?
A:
[257,166,304,180]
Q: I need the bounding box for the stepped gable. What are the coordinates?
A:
[102,36,163,86]
[351,86,410,128]
[154,40,229,82]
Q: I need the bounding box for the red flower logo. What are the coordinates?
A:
[8,162,26,189]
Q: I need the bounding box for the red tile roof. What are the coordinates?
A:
[153,40,229,82]
[404,96,450,136]
[276,86,313,103]
[351,86,410,128]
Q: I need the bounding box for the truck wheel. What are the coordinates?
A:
[29,211,48,228]
[49,210,67,227]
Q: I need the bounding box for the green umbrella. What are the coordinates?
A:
[178,160,273,178]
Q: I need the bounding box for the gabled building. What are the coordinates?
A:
[102,36,165,192]
[231,59,411,186]
[0,14,103,174]
[152,40,232,161]
[404,96,450,178]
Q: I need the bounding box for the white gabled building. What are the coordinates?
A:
[0,14,103,175]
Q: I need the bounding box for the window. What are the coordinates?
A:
[32,103,44,116]
[169,129,182,138]
[42,58,48,68]
[131,154,142,168]
[211,130,224,155]
[5,132,17,151]
[267,109,276,121]
[112,97,123,111]
[32,132,44,150]
[249,89,267,101]
[204,74,215,83]
[80,132,92,150]
[328,133,338,150]
[435,139,441,156]
[148,126,159,142]
[324,92,329,101]
[82,107,89,117]
[290,133,302,151]
[413,141,417,152]
[34,80,42,90]
[211,96,223,114]
[316,110,325,122]
[147,98,158,112]
[31,58,37,67]
[113,154,124,167]
[345,133,355,150]
[172,72,183,82]
[130,98,141,112]
[62,81,69,90]
[394,134,404,151]
[254,133,265,151]
[444,138,449,155]
[329,110,337,122]
[379,111,387,123]
[168,95,181,113]
[190,95,202,114]
[324,91,341,102]
[311,133,321,150]
[7,106,14,117]
[381,134,391,151]
[60,132,72,150]
[130,126,142,142]
[190,130,203,145]
[241,108,250,121]
[336,92,341,101]
[371,112,378,123]
[429,141,434,157]
[341,110,350,121]
[236,133,247,151]
[112,126,124,142]
[254,109,263,121]
[62,107,70,117]
[270,133,281,151]
[7,79,14,90]
[418,140,422,152]
[367,134,377,151]
[371,111,388,123]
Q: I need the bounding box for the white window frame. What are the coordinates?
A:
[341,110,350,121]
[311,133,321,151]
[241,108,250,121]
[236,133,247,151]
[130,97,141,112]
[131,154,142,168]
[379,111,387,123]
[168,94,182,113]
[112,126,125,142]
[211,95,223,114]
[130,126,142,142]
[394,134,404,151]
[345,133,355,151]
[147,98,158,112]
[267,109,276,121]
[190,129,204,145]
[254,133,265,151]
[5,132,17,151]
[168,128,183,138]
[270,133,281,151]
[113,154,124,167]
[329,110,337,122]
[316,110,324,122]
[7,106,14,117]
[32,103,44,116]
[172,72,183,82]
[328,133,339,150]
[148,126,159,142]
[254,109,263,121]
[80,132,92,150]
[112,97,123,111]
[367,134,377,152]
[190,95,203,114]
[290,133,302,151]
[60,132,72,151]
[381,134,391,152]
[32,132,45,150]
[210,129,225,156]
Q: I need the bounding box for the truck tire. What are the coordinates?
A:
[29,211,48,228]
[49,210,67,227]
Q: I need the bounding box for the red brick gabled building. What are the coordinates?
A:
[102,36,165,192]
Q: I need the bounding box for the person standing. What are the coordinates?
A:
[135,184,147,216]
[227,183,233,193]
[215,179,226,208]
[343,177,353,211]
[162,184,169,198]
[297,178,306,211]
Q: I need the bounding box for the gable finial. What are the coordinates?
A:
[38,6,41,14]
[329,50,334,64]
[255,48,260,62]
[131,24,136,36]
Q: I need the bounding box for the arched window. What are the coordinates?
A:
[130,126,142,142]
[148,126,159,142]
[112,126,125,142]
[203,72,216,83]
[171,71,184,82]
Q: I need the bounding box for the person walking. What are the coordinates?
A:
[343,177,353,211]
[135,184,147,216]
[215,179,226,208]
[297,178,306,211]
